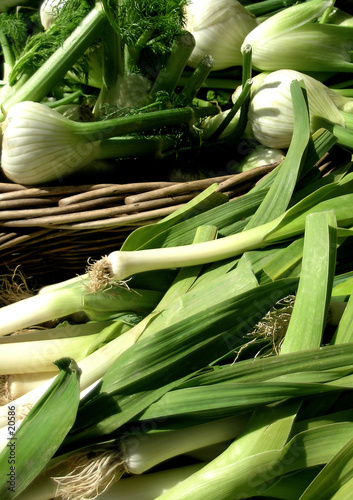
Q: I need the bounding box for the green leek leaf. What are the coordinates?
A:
[246,79,310,229]
[280,210,337,353]
[298,435,353,499]
[0,357,81,499]
[121,184,228,251]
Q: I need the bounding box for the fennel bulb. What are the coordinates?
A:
[94,73,152,116]
[247,69,347,148]
[233,145,285,173]
[242,0,353,73]
[184,0,258,71]
[40,0,67,29]
[1,101,100,184]
[1,100,217,184]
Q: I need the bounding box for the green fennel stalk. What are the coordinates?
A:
[0,3,108,120]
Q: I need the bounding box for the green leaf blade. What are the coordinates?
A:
[0,358,81,499]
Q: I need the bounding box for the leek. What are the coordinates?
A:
[299,435,353,499]
[154,399,302,500]
[51,416,242,499]
[331,288,353,344]
[88,179,353,290]
[152,392,353,500]
[0,226,220,429]
[16,463,205,500]
[0,279,162,336]
[0,371,58,405]
[280,210,337,353]
[0,320,117,374]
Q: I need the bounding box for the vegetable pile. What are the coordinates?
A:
[2,0,353,499]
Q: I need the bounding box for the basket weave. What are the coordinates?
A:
[0,162,289,287]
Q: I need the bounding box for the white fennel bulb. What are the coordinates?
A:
[1,101,100,184]
[94,73,151,117]
[184,0,258,71]
[40,0,67,30]
[241,0,353,73]
[247,69,346,148]
[233,145,285,173]
[1,100,218,184]
[113,74,151,110]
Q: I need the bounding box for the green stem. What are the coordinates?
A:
[207,78,252,142]
[246,0,302,16]
[179,75,241,90]
[126,28,154,71]
[94,21,124,116]
[241,44,253,87]
[209,44,253,144]
[0,2,108,120]
[180,55,215,106]
[319,0,336,23]
[72,105,219,140]
[97,135,176,159]
[225,44,253,143]
[331,88,353,97]
[45,90,82,108]
[0,28,16,81]
[341,111,353,130]
[317,119,353,149]
[147,31,196,103]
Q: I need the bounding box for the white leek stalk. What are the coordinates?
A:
[52,416,243,499]
[0,324,112,375]
[0,315,155,430]
[0,273,162,336]
[0,372,58,404]
[1,100,217,184]
[247,69,348,148]
[241,0,353,73]
[84,184,353,290]
[121,416,243,475]
[184,0,258,71]
[0,282,89,335]
[16,463,205,500]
